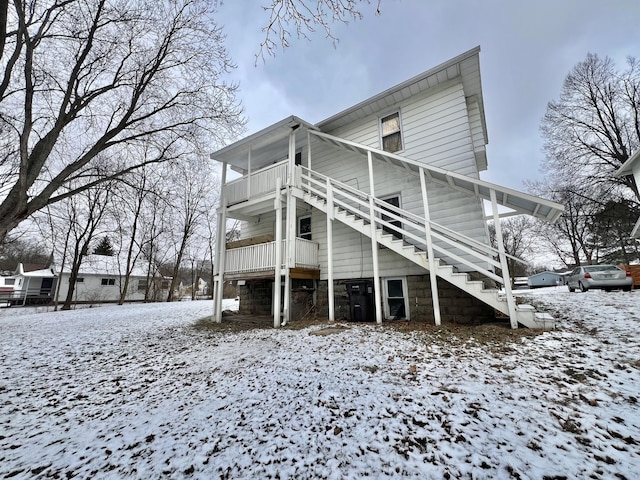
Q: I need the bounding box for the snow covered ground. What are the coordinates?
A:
[1,289,638,479]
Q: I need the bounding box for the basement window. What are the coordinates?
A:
[380,111,403,153]
[384,277,408,320]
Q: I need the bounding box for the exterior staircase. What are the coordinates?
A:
[295,168,555,329]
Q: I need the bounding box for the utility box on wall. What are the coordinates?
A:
[346,280,374,322]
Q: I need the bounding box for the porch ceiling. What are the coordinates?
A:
[210,115,318,173]
[225,190,313,221]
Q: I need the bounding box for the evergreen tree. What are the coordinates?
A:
[93,236,114,256]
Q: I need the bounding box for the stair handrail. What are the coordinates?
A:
[299,166,524,283]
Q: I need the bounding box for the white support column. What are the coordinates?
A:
[282,130,296,326]
[307,129,312,171]
[22,277,31,306]
[283,190,294,326]
[419,167,442,326]
[326,178,335,321]
[247,150,252,199]
[214,162,228,323]
[490,189,518,329]
[367,151,383,324]
[274,177,283,328]
[214,209,227,323]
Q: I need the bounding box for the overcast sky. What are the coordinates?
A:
[216,0,640,191]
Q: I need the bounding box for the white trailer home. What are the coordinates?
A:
[210,47,564,329]
[55,255,170,304]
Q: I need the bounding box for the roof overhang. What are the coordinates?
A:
[316,46,487,143]
[210,115,319,172]
[615,148,640,177]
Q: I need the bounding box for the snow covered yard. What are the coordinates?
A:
[1,290,638,479]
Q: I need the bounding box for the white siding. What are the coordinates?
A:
[55,274,149,303]
[233,78,491,277]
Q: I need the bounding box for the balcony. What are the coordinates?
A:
[224,237,320,279]
[223,160,289,206]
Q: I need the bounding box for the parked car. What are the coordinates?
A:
[566,265,633,292]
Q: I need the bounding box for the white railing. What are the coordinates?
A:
[223,160,289,205]
[225,238,319,274]
[299,166,526,286]
[295,238,319,269]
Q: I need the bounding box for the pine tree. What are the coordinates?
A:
[93,236,115,256]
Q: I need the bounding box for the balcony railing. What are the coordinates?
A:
[223,160,289,206]
[225,237,319,275]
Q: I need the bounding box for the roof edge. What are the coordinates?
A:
[210,115,318,160]
[316,46,481,129]
[615,148,640,176]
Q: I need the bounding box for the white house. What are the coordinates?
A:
[55,255,170,304]
[1,264,57,306]
[615,148,640,238]
[210,47,564,329]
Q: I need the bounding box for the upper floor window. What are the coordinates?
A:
[101,278,115,286]
[380,112,403,153]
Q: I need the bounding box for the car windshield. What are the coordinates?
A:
[583,265,618,273]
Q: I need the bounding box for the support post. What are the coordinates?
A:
[213,162,228,323]
[326,178,335,321]
[490,189,518,329]
[214,208,227,323]
[247,150,252,199]
[282,130,296,326]
[22,277,31,306]
[419,167,441,325]
[274,177,283,327]
[367,151,383,324]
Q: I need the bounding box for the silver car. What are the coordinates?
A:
[566,265,633,292]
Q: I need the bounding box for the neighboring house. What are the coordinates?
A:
[177,277,209,299]
[1,264,57,306]
[210,47,564,329]
[615,149,640,238]
[55,255,170,304]
[527,271,564,288]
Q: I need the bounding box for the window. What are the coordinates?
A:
[380,112,403,153]
[295,151,302,166]
[380,195,402,239]
[298,215,312,241]
[161,280,170,290]
[138,279,147,292]
[4,278,15,285]
[101,278,115,286]
[70,277,84,283]
[384,277,408,320]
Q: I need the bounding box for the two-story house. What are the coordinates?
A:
[210,47,563,329]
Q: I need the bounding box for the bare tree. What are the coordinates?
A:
[56,182,114,310]
[164,160,216,302]
[488,216,535,281]
[258,0,381,60]
[541,53,640,202]
[528,181,604,267]
[0,0,244,243]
